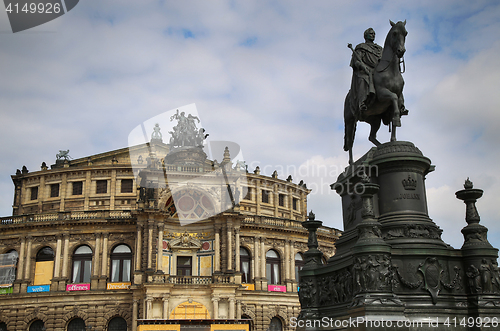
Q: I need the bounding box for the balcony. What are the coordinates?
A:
[0,210,133,225]
[147,274,235,284]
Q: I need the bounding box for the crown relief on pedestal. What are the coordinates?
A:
[402,174,417,190]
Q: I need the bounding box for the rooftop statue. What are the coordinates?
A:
[344,20,408,164]
[151,123,163,142]
[168,109,208,148]
[56,150,71,161]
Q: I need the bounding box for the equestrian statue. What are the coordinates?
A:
[344,20,408,164]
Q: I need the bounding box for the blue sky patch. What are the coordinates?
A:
[240,37,258,47]
[182,29,195,39]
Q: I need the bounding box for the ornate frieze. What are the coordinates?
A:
[353,254,392,293]
[384,224,441,240]
[466,259,500,295]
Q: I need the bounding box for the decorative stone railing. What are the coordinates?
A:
[0,210,133,225]
[148,274,235,285]
[242,215,339,236]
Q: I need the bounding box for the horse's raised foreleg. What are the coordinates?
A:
[368,117,382,146]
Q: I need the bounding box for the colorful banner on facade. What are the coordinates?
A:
[241,283,255,290]
[28,285,50,293]
[107,282,131,290]
[33,261,54,285]
[66,283,90,291]
[268,285,286,292]
[0,287,13,294]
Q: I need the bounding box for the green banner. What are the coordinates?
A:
[0,287,13,294]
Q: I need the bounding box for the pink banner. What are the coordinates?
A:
[268,285,286,292]
[66,283,90,291]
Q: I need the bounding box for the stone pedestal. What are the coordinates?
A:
[298,141,500,330]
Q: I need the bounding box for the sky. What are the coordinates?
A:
[0,0,499,251]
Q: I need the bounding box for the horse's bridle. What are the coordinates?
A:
[377,54,405,74]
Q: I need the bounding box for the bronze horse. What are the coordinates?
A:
[343,20,408,164]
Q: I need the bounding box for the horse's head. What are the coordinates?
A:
[388,20,407,58]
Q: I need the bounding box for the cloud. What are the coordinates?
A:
[0,1,500,251]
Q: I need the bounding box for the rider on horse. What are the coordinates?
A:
[349,28,383,118]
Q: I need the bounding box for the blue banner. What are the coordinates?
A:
[27,285,50,293]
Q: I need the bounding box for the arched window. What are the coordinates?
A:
[0,250,18,287]
[67,318,86,331]
[266,250,281,285]
[110,245,132,283]
[29,320,45,331]
[34,246,54,285]
[108,316,127,331]
[240,247,251,283]
[268,317,282,331]
[72,246,92,284]
[295,252,305,281]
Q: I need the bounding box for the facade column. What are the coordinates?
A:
[145,297,153,319]
[135,224,143,270]
[214,230,220,273]
[260,237,266,281]
[132,299,138,331]
[211,297,219,319]
[84,171,91,211]
[91,234,101,288]
[110,169,116,210]
[61,233,70,278]
[101,233,109,276]
[147,221,154,270]
[53,235,63,278]
[253,237,259,280]
[273,185,279,217]
[14,236,26,293]
[162,295,169,319]
[300,191,306,221]
[93,234,101,277]
[227,225,232,271]
[229,297,236,319]
[60,172,67,211]
[284,240,290,280]
[17,236,26,280]
[38,176,44,213]
[59,233,70,291]
[236,300,242,319]
[256,180,261,215]
[285,240,294,292]
[157,223,164,272]
[24,236,33,279]
[290,240,296,291]
[99,233,109,289]
[235,228,240,272]
[21,236,32,292]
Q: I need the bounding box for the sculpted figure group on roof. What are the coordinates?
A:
[168,109,208,148]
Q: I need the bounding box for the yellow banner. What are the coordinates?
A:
[241,283,255,290]
[34,261,54,285]
[107,282,131,290]
[211,324,249,331]
[138,325,180,331]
